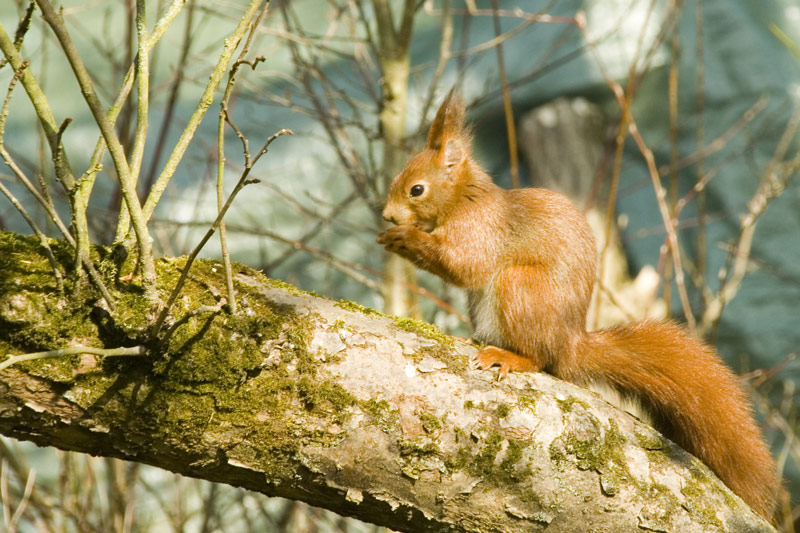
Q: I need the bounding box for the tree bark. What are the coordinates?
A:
[0,233,774,532]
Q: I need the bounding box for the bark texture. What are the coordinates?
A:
[0,233,774,532]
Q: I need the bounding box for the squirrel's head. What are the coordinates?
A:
[382,91,472,232]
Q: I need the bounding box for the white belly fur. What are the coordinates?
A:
[467,287,505,347]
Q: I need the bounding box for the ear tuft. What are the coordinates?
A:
[425,89,466,150]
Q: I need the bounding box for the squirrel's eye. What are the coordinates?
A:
[410,184,425,197]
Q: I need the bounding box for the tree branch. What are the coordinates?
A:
[0,235,775,533]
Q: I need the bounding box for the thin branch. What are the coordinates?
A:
[160,301,226,347]
[280,8,374,214]
[417,0,452,136]
[0,346,146,373]
[127,0,150,186]
[9,464,36,532]
[664,7,680,312]
[152,129,292,339]
[396,0,419,50]
[0,20,77,193]
[139,0,267,226]
[0,180,64,293]
[658,95,769,178]
[694,0,707,309]
[700,147,800,338]
[78,0,188,242]
[447,9,576,58]
[216,4,271,315]
[35,0,158,306]
[371,0,398,52]
[141,0,196,198]
[490,0,519,188]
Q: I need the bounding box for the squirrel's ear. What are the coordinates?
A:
[443,138,466,169]
[426,90,465,150]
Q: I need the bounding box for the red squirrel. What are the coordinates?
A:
[376,92,778,521]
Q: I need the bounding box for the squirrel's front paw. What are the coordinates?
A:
[377,225,419,256]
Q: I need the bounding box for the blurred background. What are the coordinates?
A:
[0,0,798,531]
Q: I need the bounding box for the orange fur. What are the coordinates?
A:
[377,93,778,521]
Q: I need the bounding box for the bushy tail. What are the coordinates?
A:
[576,321,778,521]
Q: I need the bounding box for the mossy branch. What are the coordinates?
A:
[0,246,775,532]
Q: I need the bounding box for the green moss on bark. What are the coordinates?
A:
[0,232,361,482]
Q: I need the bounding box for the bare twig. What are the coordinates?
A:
[4,461,35,533]
[35,0,158,307]
[577,10,697,333]
[0,59,63,291]
[670,96,770,217]
[664,6,680,312]
[0,346,146,373]
[78,0,187,242]
[139,0,267,226]
[128,0,150,186]
[0,21,77,194]
[160,301,227,347]
[490,0,519,188]
[216,2,272,316]
[417,0,453,133]
[699,136,800,338]
[141,0,196,196]
[694,0,708,312]
[152,129,292,339]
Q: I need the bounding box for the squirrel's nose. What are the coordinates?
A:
[382,207,397,225]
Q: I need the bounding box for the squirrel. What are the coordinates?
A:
[376,92,778,522]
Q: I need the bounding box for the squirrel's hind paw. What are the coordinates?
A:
[475,346,537,378]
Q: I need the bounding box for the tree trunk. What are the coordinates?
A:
[0,232,774,532]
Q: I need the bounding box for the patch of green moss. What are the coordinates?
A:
[634,427,669,451]
[335,298,385,317]
[297,376,356,415]
[412,343,469,374]
[549,441,568,467]
[392,316,453,346]
[499,438,531,482]
[419,410,444,434]
[361,398,400,433]
[556,396,591,414]
[680,478,725,528]
[496,404,511,418]
[446,430,533,487]
[472,431,503,476]
[567,417,625,475]
[0,233,114,367]
[398,435,439,456]
[0,232,371,483]
[444,444,474,472]
[328,319,352,334]
[63,372,117,407]
[517,392,541,411]
[553,414,631,498]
